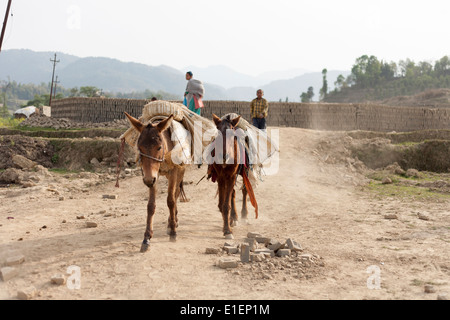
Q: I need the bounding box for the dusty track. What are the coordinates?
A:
[0,127,449,300]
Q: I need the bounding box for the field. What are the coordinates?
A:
[0,125,449,300]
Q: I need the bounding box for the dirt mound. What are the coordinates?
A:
[378,88,450,108]
[0,135,54,170]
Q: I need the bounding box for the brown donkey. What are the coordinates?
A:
[207,114,258,239]
[124,112,187,252]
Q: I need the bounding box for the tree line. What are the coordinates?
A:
[0,80,180,116]
[300,55,450,103]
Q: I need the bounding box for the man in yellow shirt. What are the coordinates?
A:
[250,89,268,131]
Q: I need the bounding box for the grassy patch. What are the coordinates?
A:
[365,180,450,201]
[0,117,24,128]
[48,168,80,175]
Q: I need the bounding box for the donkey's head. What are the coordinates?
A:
[212,114,241,165]
[125,112,173,188]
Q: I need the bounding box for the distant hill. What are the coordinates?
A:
[0,49,349,102]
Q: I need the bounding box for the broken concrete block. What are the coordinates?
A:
[223,246,239,254]
[267,240,283,251]
[218,258,238,269]
[276,249,291,257]
[6,254,25,266]
[0,267,19,281]
[247,232,262,238]
[243,238,257,251]
[255,236,271,244]
[240,243,250,263]
[254,248,275,257]
[286,238,303,252]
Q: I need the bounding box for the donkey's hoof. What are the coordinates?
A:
[224,233,234,240]
[231,220,239,227]
[169,234,177,242]
[140,242,150,253]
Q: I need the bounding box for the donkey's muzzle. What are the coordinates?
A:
[143,177,157,188]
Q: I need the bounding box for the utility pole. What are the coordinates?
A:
[49,53,60,107]
[53,75,60,98]
[0,0,12,53]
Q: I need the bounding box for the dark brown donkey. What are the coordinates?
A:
[124,112,187,252]
[207,114,258,239]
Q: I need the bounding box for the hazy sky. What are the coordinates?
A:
[1,0,449,76]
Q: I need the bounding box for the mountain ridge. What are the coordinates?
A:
[0,49,349,101]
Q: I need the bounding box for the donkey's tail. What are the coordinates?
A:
[179,181,189,202]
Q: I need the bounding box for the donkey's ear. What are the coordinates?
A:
[124,112,144,133]
[212,114,221,127]
[230,116,241,128]
[156,114,173,132]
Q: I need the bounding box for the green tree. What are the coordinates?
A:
[79,86,101,97]
[300,86,314,102]
[319,68,328,100]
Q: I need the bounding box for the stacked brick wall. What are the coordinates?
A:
[51,98,450,132]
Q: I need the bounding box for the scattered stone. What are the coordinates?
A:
[424,284,436,293]
[276,249,291,257]
[418,213,430,221]
[286,238,303,252]
[0,168,23,184]
[76,215,85,220]
[382,177,393,184]
[59,196,65,201]
[86,221,98,228]
[218,258,238,269]
[205,248,220,254]
[384,214,398,220]
[247,232,262,239]
[6,254,25,266]
[12,154,37,170]
[102,194,118,200]
[51,274,66,285]
[17,286,37,300]
[21,181,36,188]
[300,254,314,261]
[62,219,67,223]
[0,266,19,281]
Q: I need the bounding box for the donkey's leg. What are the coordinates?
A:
[141,185,157,253]
[230,188,238,227]
[221,179,234,239]
[241,186,249,223]
[166,171,178,241]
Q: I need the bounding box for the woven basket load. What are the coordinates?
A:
[120,101,217,165]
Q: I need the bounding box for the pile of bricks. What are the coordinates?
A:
[207,232,307,269]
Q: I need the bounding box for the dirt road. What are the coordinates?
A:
[0,127,449,300]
